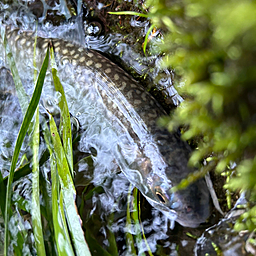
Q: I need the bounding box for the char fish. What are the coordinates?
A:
[0,26,210,228]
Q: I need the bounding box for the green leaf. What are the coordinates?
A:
[0,172,6,216]
[44,122,75,256]
[50,46,73,176]
[143,23,155,56]
[131,188,146,256]
[49,114,91,256]
[125,184,136,255]
[4,47,49,256]
[31,107,46,256]
[108,11,148,18]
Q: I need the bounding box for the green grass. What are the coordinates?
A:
[0,29,92,255]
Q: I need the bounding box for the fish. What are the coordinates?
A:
[0,26,210,228]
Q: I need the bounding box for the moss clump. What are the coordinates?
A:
[146,0,256,230]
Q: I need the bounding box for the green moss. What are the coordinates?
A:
[146,0,256,230]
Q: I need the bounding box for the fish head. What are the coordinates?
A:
[149,174,211,228]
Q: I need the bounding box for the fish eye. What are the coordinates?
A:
[185,205,193,213]
[154,187,166,204]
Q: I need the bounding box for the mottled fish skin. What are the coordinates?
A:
[1,26,210,228]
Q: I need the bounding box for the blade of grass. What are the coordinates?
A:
[2,149,50,187]
[49,114,91,256]
[131,188,146,256]
[31,107,46,256]
[44,122,75,256]
[143,23,155,55]
[0,172,5,216]
[50,46,73,176]
[107,212,119,256]
[138,192,153,256]
[85,228,112,256]
[4,47,49,256]
[11,195,30,213]
[31,28,46,255]
[126,184,136,255]
[108,11,148,18]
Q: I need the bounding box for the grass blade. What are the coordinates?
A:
[0,172,5,216]
[4,47,49,256]
[143,23,155,56]
[108,11,148,18]
[49,114,91,256]
[138,193,153,256]
[44,122,75,256]
[50,46,73,176]
[107,212,119,256]
[126,184,136,255]
[31,29,46,255]
[131,188,146,256]
[31,107,46,256]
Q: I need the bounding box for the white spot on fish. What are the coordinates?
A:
[54,42,60,47]
[134,99,142,105]
[119,82,127,90]
[141,92,147,101]
[66,43,73,47]
[105,68,111,74]
[79,56,85,62]
[70,50,75,55]
[62,49,68,55]
[87,52,94,58]
[127,91,133,99]
[15,35,20,41]
[78,47,84,52]
[114,74,119,81]
[148,112,158,118]
[27,32,33,37]
[72,59,77,65]
[42,42,48,49]
[55,47,60,52]
[86,60,93,66]
[95,63,102,68]
[74,54,79,59]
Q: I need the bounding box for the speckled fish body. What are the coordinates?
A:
[0,26,210,227]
